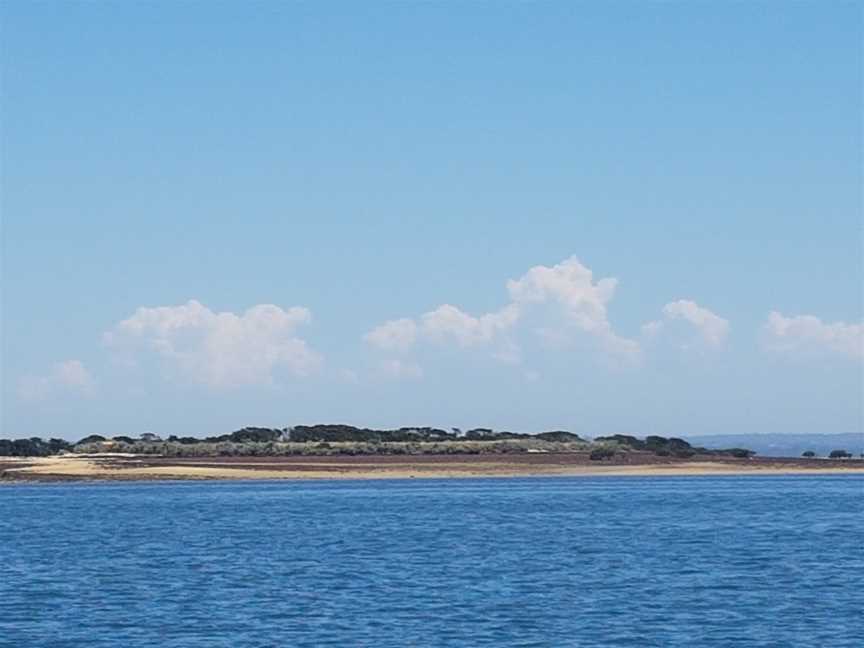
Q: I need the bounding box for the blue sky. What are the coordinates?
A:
[2,2,861,440]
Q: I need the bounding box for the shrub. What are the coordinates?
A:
[589,447,616,461]
[829,449,852,459]
[726,448,753,459]
[801,451,816,458]
[76,434,106,445]
[595,434,644,450]
[536,431,583,443]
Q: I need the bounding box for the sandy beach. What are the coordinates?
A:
[2,453,863,483]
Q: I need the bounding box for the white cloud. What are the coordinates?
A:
[19,360,96,401]
[763,311,863,360]
[104,300,322,388]
[507,258,617,330]
[364,318,417,352]
[421,303,521,348]
[363,256,639,364]
[661,299,730,347]
[508,257,638,357]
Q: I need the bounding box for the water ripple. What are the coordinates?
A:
[1,476,862,647]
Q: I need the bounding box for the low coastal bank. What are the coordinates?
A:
[2,453,863,483]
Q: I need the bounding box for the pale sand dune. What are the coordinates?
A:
[4,454,863,481]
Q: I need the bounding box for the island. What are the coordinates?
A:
[2,426,862,482]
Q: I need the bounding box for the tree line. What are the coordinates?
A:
[1,425,587,456]
[591,434,754,459]
[6,428,860,460]
[0,426,761,459]
[802,449,857,459]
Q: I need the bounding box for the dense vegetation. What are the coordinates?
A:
[62,426,592,457]
[592,434,754,459]
[0,437,72,457]
[0,425,764,460]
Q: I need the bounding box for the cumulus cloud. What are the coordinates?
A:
[660,299,730,347]
[421,303,521,348]
[507,257,638,357]
[507,258,617,328]
[364,256,639,363]
[364,318,417,352]
[18,360,96,401]
[104,300,322,388]
[763,311,863,360]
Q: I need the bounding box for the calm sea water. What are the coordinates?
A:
[2,476,862,647]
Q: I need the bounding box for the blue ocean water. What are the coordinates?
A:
[1,476,862,647]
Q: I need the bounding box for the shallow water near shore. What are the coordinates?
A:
[2,476,862,647]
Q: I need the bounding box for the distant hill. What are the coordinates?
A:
[684,433,864,458]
